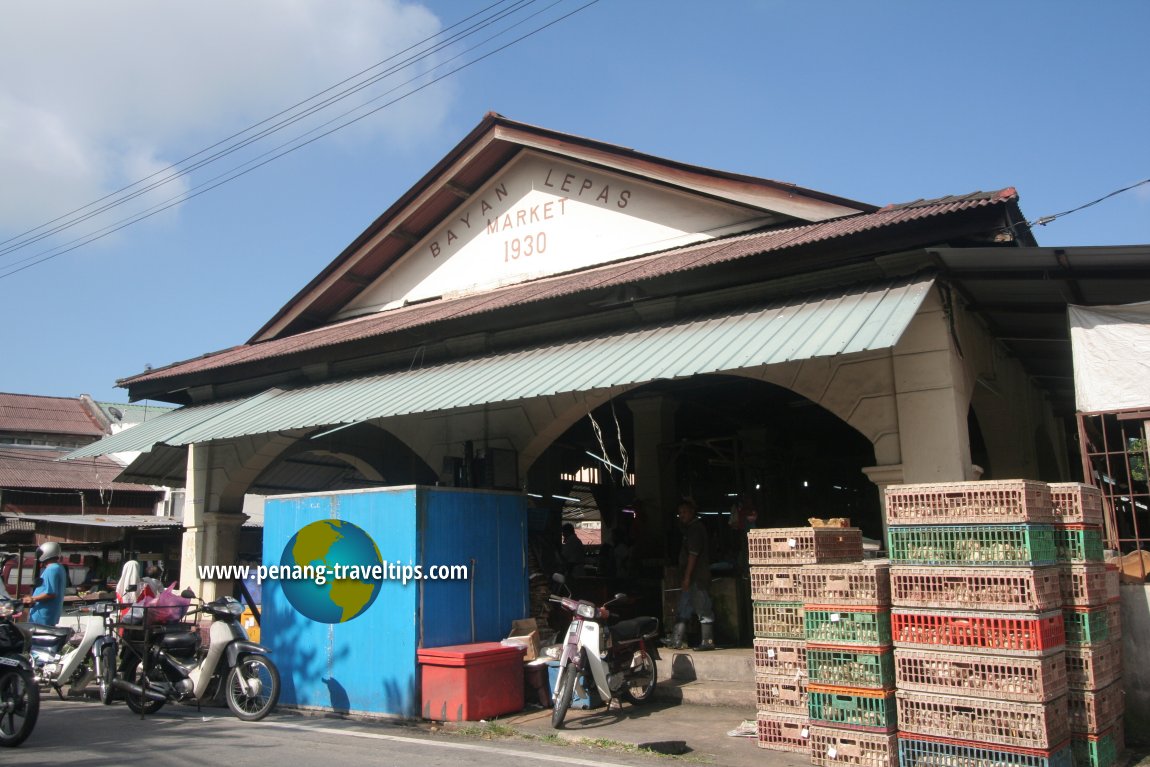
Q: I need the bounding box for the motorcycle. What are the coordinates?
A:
[113,595,280,721]
[25,601,119,704]
[548,575,660,728]
[0,599,39,747]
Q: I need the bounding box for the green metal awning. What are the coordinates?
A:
[66,277,933,460]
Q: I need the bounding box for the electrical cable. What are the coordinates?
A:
[0,0,598,280]
[1028,177,1150,228]
[0,1,600,278]
[0,0,531,258]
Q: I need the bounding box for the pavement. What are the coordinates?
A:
[446,699,811,767]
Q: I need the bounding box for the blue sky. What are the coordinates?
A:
[1,0,1147,405]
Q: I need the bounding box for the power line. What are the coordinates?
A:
[0,0,531,259]
[0,1,598,278]
[0,0,599,281]
[1029,177,1150,228]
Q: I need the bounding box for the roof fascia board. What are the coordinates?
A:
[494,125,867,222]
[253,124,513,343]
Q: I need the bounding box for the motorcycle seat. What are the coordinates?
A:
[609,616,659,642]
[23,623,74,641]
[158,631,200,653]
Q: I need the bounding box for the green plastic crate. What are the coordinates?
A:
[1053,525,1105,563]
[1072,730,1118,767]
[1063,607,1110,646]
[887,524,1057,566]
[805,647,894,689]
[805,607,892,646]
[807,685,896,731]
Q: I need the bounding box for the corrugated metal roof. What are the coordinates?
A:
[69,277,932,459]
[0,393,106,436]
[17,514,181,529]
[123,191,1010,387]
[0,448,161,492]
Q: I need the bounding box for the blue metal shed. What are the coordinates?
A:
[262,486,527,718]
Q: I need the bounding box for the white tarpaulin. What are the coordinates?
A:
[1069,301,1150,413]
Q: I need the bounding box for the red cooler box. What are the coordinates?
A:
[418,642,525,721]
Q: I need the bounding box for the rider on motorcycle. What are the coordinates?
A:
[23,543,66,626]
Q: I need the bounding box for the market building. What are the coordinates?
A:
[67,115,1150,717]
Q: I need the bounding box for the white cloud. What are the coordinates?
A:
[0,0,446,233]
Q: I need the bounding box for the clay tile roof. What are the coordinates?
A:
[0,393,106,437]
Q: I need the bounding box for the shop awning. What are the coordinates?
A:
[67,276,933,460]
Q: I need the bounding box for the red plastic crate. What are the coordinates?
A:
[885,480,1053,525]
[747,526,862,565]
[891,609,1065,656]
[1049,483,1105,526]
[756,711,810,752]
[418,642,525,721]
[891,566,1062,612]
[755,672,807,715]
[802,561,891,606]
[894,648,1067,702]
[1058,564,1110,607]
[750,566,804,601]
[753,637,807,676]
[895,689,1070,749]
[809,725,897,767]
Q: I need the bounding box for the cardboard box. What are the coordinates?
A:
[504,618,540,661]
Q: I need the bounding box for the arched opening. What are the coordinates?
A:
[525,374,880,641]
[246,423,437,496]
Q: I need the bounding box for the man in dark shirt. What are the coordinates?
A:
[670,500,715,650]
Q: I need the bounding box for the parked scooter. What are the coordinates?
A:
[548,575,660,728]
[0,599,39,747]
[113,595,279,721]
[25,601,118,704]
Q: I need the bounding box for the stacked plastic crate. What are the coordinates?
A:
[749,526,863,754]
[803,560,897,767]
[1050,482,1125,767]
[886,481,1073,767]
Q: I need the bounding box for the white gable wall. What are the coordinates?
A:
[338,152,778,318]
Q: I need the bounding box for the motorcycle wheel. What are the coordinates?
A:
[97,644,117,705]
[121,658,166,715]
[550,657,579,729]
[0,669,39,747]
[225,655,280,722]
[620,650,657,705]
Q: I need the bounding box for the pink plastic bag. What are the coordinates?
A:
[148,584,190,625]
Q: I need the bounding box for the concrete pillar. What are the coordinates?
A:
[861,463,905,544]
[197,511,248,602]
[891,290,977,484]
[179,443,212,596]
[177,443,247,601]
[627,394,678,561]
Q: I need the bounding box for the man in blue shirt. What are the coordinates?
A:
[24,541,66,625]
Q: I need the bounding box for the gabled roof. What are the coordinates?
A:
[253,113,875,343]
[0,393,106,437]
[120,188,1022,399]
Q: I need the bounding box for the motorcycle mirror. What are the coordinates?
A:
[180,588,196,599]
[614,593,627,601]
[551,573,566,585]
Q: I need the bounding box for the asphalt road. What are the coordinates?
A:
[6,697,676,767]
